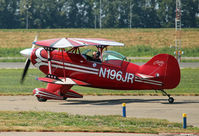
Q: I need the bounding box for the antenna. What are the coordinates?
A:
[175,0,182,63]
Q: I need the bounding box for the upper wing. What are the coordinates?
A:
[33,38,124,48]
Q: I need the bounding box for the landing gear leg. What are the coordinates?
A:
[60,93,67,100]
[160,89,174,104]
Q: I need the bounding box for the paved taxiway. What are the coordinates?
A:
[0,96,199,127]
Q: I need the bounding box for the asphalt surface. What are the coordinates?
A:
[0,96,199,128]
[0,62,199,69]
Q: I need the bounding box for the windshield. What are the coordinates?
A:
[103,50,127,62]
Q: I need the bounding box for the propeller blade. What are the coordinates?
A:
[32,35,38,49]
[20,35,38,84]
[20,58,31,84]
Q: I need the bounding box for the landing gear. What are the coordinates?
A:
[37,97,47,102]
[160,89,174,104]
[168,97,174,104]
[63,97,67,100]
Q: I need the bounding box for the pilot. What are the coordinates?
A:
[92,51,101,62]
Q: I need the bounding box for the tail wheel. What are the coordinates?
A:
[160,89,174,104]
[37,97,47,102]
[168,97,174,104]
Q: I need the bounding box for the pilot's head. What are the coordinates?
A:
[93,51,100,59]
[93,51,97,59]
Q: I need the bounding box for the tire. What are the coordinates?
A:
[63,97,67,100]
[37,97,47,102]
[168,97,174,104]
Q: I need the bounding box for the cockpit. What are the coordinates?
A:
[82,49,127,66]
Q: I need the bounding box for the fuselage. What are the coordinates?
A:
[31,48,180,90]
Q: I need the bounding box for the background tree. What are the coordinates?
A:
[0,0,198,28]
[181,0,198,27]
[142,0,160,28]
[0,0,19,28]
[157,0,176,28]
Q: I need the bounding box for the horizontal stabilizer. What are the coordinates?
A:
[135,73,155,79]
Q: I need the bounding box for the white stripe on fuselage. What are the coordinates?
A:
[35,61,98,75]
[134,79,162,86]
[35,48,98,75]
[135,76,162,84]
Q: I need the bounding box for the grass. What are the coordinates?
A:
[0,28,199,57]
[1,45,199,61]
[0,69,45,95]
[0,58,26,62]
[0,68,199,95]
[113,45,199,57]
[0,111,198,133]
[1,28,199,48]
[1,57,199,63]
[0,48,25,57]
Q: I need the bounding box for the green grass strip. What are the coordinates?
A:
[0,111,198,133]
[2,46,199,57]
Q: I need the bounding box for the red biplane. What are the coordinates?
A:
[20,37,180,103]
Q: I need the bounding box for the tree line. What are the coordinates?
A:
[0,0,198,29]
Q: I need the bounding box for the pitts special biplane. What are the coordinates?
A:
[20,36,180,104]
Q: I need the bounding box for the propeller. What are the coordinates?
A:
[20,58,31,84]
[31,35,37,49]
[20,35,38,84]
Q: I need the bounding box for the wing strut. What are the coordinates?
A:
[44,47,60,80]
[97,45,107,61]
[47,50,52,74]
[62,49,66,81]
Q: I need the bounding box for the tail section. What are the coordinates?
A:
[163,54,181,89]
[140,54,180,89]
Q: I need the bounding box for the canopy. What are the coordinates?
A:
[33,38,124,48]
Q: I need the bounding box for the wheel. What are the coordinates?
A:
[168,97,174,104]
[37,97,47,102]
[63,97,67,100]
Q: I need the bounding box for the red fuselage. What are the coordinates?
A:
[31,48,180,90]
